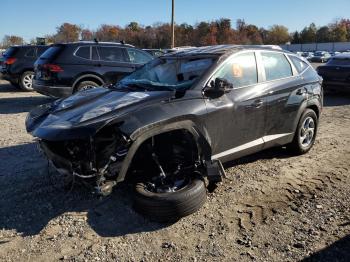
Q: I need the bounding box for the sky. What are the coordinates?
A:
[1,0,350,42]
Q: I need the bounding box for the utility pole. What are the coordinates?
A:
[171,0,175,48]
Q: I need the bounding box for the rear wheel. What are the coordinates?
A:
[75,81,99,93]
[288,109,318,154]
[19,71,35,91]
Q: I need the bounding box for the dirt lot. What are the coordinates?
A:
[0,78,349,262]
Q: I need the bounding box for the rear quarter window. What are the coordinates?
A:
[261,52,293,81]
[288,55,309,73]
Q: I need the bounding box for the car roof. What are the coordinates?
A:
[56,41,135,47]
[333,53,350,59]
[162,44,289,57]
[8,45,49,49]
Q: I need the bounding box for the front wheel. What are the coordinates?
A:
[133,177,207,222]
[19,71,35,91]
[288,109,318,154]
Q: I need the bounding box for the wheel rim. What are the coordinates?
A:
[23,73,34,89]
[299,116,315,148]
[146,176,190,193]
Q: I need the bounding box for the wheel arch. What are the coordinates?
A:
[72,73,105,92]
[116,120,212,183]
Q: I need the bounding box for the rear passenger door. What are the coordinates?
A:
[97,46,135,85]
[259,51,307,146]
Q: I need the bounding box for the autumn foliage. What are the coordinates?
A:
[1,18,350,49]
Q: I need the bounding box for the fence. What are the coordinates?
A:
[280,42,350,52]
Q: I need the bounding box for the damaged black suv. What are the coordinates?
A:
[26,45,323,221]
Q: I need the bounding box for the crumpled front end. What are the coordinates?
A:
[40,125,131,195]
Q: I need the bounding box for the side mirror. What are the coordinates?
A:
[204,78,233,98]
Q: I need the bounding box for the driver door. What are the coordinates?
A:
[203,51,268,162]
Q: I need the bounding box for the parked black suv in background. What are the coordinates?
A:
[317,54,350,93]
[27,45,323,222]
[33,41,153,98]
[0,45,49,90]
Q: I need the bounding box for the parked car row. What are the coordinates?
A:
[1,41,154,96]
[24,45,323,221]
[294,50,350,63]
[317,53,350,93]
[0,45,50,90]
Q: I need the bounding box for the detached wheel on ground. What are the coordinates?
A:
[19,71,35,91]
[75,81,100,93]
[288,109,318,154]
[133,177,207,222]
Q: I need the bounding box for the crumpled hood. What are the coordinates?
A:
[26,87,172,140]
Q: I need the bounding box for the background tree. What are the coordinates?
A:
[95,24,120,41]
[300,23,317,43]
[1,35,24,48]
[81,29,93,40]
[265,25,290,44]
[316,26,331,42]
[55,23,81,43]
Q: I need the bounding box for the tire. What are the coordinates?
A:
[75,81,99,93]
[133,178,207,222]
[288,109,318,155]
[19,71,35,91]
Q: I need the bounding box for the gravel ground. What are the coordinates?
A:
[0,77,349,262]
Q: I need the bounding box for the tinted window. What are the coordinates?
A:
[75,46,90,59]
[327,57,350,66]
[262,52,292,81]
[25,48,35,57]
[289,55,309,73]
[98,47,126,62]
[40,46,63,59]
[92,46,99,60]
[212,52,258,88]
[127,49,153,64]
[3,47,18,57]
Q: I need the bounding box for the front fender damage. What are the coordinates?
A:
[39,122,226,196]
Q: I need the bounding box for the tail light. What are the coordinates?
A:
[43,64,63,72]
[4,57,17,65]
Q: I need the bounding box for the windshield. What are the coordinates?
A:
[117,57,215,91]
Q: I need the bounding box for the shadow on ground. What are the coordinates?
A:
[0,82,53,114]
[302,235,350,262]
[0,143,168,238]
